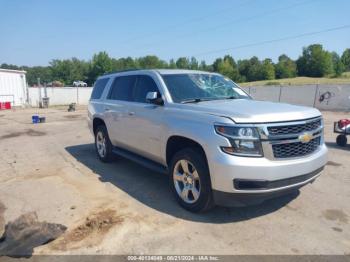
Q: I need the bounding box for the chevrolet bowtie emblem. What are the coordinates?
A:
[299,132,313,143]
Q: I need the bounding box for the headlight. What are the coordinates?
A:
[215,125,263,157]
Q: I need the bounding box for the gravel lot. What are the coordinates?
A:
[0,107,349,255]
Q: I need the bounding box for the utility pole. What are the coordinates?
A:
[37,78,42,107]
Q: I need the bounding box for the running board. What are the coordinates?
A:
[112,147,168,174]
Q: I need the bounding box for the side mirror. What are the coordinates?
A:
[146,92,164,105]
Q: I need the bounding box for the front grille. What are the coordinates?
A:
[268,118,322,136]
[272,137,321,158]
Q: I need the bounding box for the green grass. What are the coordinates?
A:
[239,72,350,87]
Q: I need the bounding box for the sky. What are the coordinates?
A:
[0,0,349,66]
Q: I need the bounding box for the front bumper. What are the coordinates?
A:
[207,143,328,194]
[213,167,323,207]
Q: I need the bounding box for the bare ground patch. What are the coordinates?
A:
[63,114,84,119]
[51,209,123,250]
[0,201,5,236]
[326,161,342,167]
[323,209,349,224]
[26,129,46,137]
[0,132,23,139]
[0,129,46,140]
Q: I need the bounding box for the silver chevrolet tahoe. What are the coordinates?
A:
[88,69,327,212]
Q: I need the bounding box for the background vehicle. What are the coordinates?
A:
[88,69,327,212]
[73,80,87,87]
[334,119,350,146]
[46,81,64,87]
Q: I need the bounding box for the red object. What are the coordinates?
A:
[0,102,11,110]
[0,102,11,109]
[338,119,350,129]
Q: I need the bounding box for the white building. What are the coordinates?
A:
[0,68,27,106]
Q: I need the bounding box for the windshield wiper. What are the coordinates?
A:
[224,96,238,100]
[181,96,239,104]
[181,98,214,104]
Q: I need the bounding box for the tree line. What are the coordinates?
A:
[1,44,350,86]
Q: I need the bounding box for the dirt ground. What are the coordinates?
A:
[0,107,349,255]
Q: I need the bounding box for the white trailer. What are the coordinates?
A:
[0,68,27,107]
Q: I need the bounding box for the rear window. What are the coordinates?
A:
[91,78,109,100]
[108,75,137,101]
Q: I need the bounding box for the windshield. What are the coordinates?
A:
[161,73,250,103]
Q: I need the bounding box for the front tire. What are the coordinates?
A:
[169,148,214,212]
[95,125,113,162]
[336,134,347,147]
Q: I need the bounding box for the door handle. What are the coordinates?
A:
[105,108,110,111]
[128,111,135,116]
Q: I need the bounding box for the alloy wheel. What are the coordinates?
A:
[96,131,107,158]
[173,159,201,204]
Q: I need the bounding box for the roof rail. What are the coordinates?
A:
[102,69,142,76]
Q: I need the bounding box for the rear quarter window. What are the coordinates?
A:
[91,78,109,100]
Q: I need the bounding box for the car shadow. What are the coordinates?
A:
[65,144,299,224]
[326,141,350,151]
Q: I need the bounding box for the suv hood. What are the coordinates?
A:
[179,99,321,123]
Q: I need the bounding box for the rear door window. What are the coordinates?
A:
[108,75,137,101]
[91,78,109,100]
[132,75,160,103]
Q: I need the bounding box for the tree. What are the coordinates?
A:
[261,58,275,80]
[238,57,277,81]
[169,59,177,69]
[237,59,250,82]
[3,44,349,86]
[88,51,113,84]
[217,59,234,79]
[213,55,240,81]
[331,52,345,76]
[212,58,223,72]
[247,56,264,81]
[275,54,297,79]
[199,60,208,71]
[49,58,89,85]
[137,55,167,69]
[341,48,350,71]
[189,57,199,70]
[296,44,333,77]
[70,58,89,83]
[50,59,71,84]
[0,63,21,70]
[26,66,53,86]
[176,57,190,69]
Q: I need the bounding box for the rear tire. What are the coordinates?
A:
[169,148,214,212]
[336,134,347,147]
[95,125,114,162]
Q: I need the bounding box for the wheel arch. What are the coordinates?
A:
[93,117,106,135]
[166,135,208,167]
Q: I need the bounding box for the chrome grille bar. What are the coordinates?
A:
[258,116,323,160]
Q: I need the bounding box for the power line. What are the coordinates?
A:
[117,0,319,55]
[119,0,256,44]
[191,25,350,57]
[170,0,320,41]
